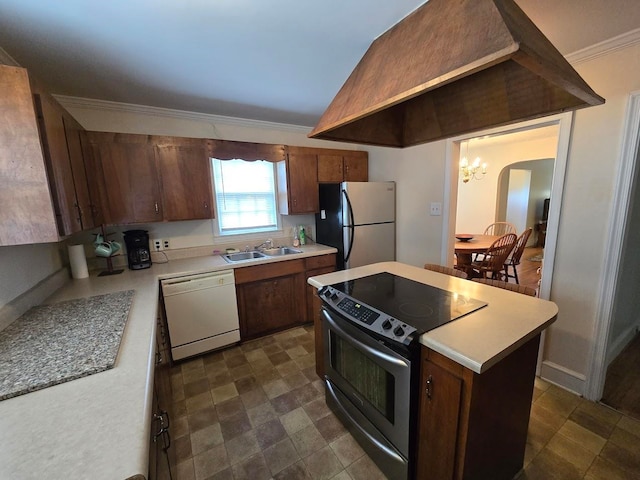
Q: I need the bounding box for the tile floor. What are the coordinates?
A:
[167,325,640,479]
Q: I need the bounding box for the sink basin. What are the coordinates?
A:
[222,251,267,262]
[262,247,303,256]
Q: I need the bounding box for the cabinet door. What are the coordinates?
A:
[156,144,214,221]
[79,131,106,226]
[237,272,305,339]
[92,141,162,224]
[343,153,368,181]
[62,114,95,230]
[34,94,82,235]
[416,359,462,480]
[280,153,319,214]
[317,154,343,183]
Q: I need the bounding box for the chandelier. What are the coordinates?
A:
[460,141,487,183]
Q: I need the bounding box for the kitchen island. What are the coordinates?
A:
[0,243,336,480]
[308,261,558,480]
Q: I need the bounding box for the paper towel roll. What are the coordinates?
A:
[68,244,89,279]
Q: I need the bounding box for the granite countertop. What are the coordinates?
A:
[307,261,558,374]
[0,290,135,401]
[0,243,337,480]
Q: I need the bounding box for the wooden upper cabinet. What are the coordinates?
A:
[34,93,83,236]
[62,114,95,230]
[155,144,214,221]
[88,134,163,225]
[343,152,368,181]
[317,151,368,183]
[0,66,59,245]
[277,150,319,215]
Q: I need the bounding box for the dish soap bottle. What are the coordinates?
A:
[292,226,300,247]
[299,226,306,245]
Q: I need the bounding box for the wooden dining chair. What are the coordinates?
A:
[469,233,517,280]
[424,263,468,279]
[483,222,516,236]
[504,227,533,284]
[472,278,537,297]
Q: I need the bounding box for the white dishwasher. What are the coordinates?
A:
[161,270,240,361]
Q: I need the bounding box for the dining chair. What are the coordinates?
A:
[472,278,537,297]
[469,233,517,280]
[504,227,533,284]
[483,222,517,236]
[424,263,468,279]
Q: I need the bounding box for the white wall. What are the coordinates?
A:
[455,135,558,234]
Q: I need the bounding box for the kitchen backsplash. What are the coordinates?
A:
[68,217,316,271]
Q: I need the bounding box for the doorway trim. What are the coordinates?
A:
[442,112,572,301]
[585,91,640,401]
[441,112,573,375]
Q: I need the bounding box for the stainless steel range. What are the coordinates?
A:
[319,272,487,480]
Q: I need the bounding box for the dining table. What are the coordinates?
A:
[454,234,500,274]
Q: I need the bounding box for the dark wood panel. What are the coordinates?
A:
[305,253,336,270]
[343,152,368,181]
[156,144,214,221]
[416,358,463,480]
[305,266,335,325]
[62,114,94,230]
[284,153,319,214]
[92,141,162,224]
[234,259,305,284]
[317,154,343,183]
[0,65,59,245]
[34,93,81,236]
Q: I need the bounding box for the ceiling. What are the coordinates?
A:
[1,0,639,127]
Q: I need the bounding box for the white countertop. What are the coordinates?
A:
[0,244,336,480]
[307,262,558,374]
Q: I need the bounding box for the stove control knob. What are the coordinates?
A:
[323,288,332,297]
[330,292,339,300]
[393,325,405,337]
[382,319,393,330]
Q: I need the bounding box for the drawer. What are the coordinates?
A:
[305,253,336,270]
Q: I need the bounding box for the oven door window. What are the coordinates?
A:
[330,331,395,422]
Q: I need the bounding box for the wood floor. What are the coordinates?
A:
[506,246,544,294]
[601,333,640,420]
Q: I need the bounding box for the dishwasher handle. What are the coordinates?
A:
[161,270,235,296]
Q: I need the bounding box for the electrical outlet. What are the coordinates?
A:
[430,202,442,216]
[153,239,163,251]
[163,239,170,250]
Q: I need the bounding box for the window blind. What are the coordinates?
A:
[212,159,278,235]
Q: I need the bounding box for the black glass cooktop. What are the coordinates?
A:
[329,272,487,334]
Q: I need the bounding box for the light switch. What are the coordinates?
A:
[430,202,442,216]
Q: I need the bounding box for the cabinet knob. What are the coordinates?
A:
[155,202,159,214]
[204,201,208,210]
[425,375,433,399]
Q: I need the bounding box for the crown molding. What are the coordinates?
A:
[566,27,640,65]
[53,95,312,133]
[0,46,20,66]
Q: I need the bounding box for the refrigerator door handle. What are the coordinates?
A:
[343,189,356,263]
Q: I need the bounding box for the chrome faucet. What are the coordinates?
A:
[254,238,273,250]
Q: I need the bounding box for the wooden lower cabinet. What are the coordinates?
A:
[235,259,307,340]
[416,334,540,480]
[305,253,336,324]
[150,302,172,480]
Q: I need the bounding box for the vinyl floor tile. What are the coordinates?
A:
[166,325,640,480]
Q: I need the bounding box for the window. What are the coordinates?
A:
[212,158,279,235]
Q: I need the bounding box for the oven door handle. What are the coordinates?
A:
[323,308,409,368]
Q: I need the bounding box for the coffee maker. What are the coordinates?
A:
[123,230,152,270]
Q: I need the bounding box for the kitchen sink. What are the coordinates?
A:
[262,247,302,256]
[222,251,267,263]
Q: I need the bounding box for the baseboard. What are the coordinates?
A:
[606,323,640,367]
[539,360,586,396]
[0,267,70,332]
